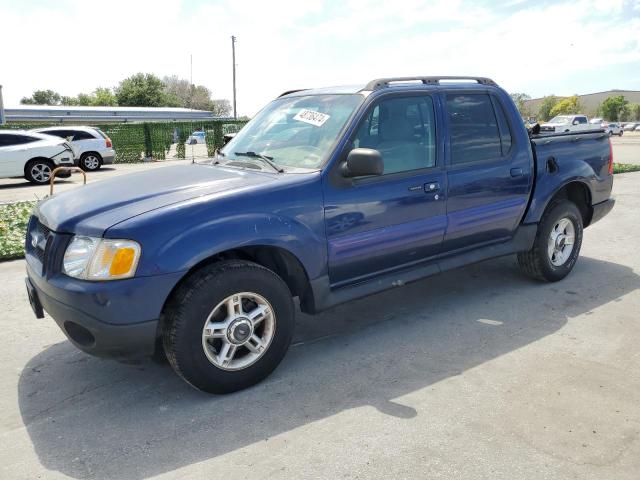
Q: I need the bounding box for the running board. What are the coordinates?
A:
[310,224,537,313]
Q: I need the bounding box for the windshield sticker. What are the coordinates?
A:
[293,109,330,127]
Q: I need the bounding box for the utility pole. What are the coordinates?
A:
[231,35,237,119]
[0,85,5,125]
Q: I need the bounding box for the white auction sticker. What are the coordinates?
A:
[293,109,330,127]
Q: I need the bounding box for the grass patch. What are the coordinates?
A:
[613,163,640,174]
[0,201,36,261]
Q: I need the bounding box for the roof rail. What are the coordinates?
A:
[363,76,498,91]
[278,89,309,98]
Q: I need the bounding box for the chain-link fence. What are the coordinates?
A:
[1,120,247,163]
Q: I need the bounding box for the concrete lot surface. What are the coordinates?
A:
[612,131,640,165]
[0,160,192,204]
[0,174,639,479]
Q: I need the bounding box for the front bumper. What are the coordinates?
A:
[25,256,184,360]
[590,197,615,226]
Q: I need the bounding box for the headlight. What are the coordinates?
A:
[63,236,141,281]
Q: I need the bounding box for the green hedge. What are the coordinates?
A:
[1,120,247,163]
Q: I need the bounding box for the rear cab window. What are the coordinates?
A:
[445,93,513,165]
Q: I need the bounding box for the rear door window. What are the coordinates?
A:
[72,130,96,140]
[446,94,502,164]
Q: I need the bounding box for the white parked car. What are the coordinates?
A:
[603,122,623,136]
[32,126,115,171]
[623,122,638,132]
[0,131,76,184]
[539,114,594,134]
[589,117,604,125]
[186,131,206,144]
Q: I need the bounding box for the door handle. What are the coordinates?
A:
[510,168,523,177]
[424,181,440,192]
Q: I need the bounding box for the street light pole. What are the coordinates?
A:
[231,35,237,119]
[0,85,5,125]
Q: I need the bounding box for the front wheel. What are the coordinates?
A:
[517,200,583,282]
[25,159,54,185]
[162,260,295,393]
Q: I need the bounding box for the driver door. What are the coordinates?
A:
[323,93,447,287]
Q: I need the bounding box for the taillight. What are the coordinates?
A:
[105,137,112,148]
[608,138,614,175]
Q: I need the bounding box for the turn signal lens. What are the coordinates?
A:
[63,236,141,281]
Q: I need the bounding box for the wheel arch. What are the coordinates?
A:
[23,157,54,176]
[161,244,316,317]
[81,151,103,162]
[543,181,593,226]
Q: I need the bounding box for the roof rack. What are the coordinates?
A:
[278,89,309,98]
[363,76,498,91]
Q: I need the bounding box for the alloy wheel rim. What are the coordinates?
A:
[31,164,51,182]
[547,217,576,266]
[84,156,99,169]
[201,292,276,371]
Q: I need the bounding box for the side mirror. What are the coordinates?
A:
[572,120,579,125]
[342,148,383,177]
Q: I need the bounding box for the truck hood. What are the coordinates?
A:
[36,163,278,235]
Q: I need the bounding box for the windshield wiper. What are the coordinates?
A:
[234,151,284,173]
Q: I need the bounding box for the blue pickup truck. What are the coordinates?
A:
[25,76,615,393]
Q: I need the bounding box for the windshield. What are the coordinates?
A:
[220,94,364,170]
[548,116,571,124]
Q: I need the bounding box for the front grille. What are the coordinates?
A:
[27,216,54,272]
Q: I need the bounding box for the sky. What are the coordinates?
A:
[1,0,639,116]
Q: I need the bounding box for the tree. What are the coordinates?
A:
[115,73,169,107]
[537,95,560,122]
[510,93,531,118]
[549,95,582,117]
[93,87,117,106]
[210,99,232,117]
[20,89,62,105]
[600,95,628,121]
[162,76,231,113]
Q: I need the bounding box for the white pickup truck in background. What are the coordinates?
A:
[539,114,595,134]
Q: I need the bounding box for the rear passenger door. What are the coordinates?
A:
[442,92,532,251]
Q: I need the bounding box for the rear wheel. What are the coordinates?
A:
[517,200,583,282]
[80,153,102,171]
[25,159,54,185]
[162,260,295,393]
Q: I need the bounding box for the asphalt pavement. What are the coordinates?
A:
[0,173,639,479]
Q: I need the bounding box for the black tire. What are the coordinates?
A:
[24,158,55,185]
[619,131,623,137]
[517,199,583,282]
[79,152,102,171]
[162,260,295,393]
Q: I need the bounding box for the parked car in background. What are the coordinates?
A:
[623,122,638,132]
[25,75,615,393]
[589,117,604,125]
[0,131,75,184]
[32,126,114,172]
[187,131,206,144]
[635,124,640,131]
[603,122,623,136]
[539,114,593,133]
